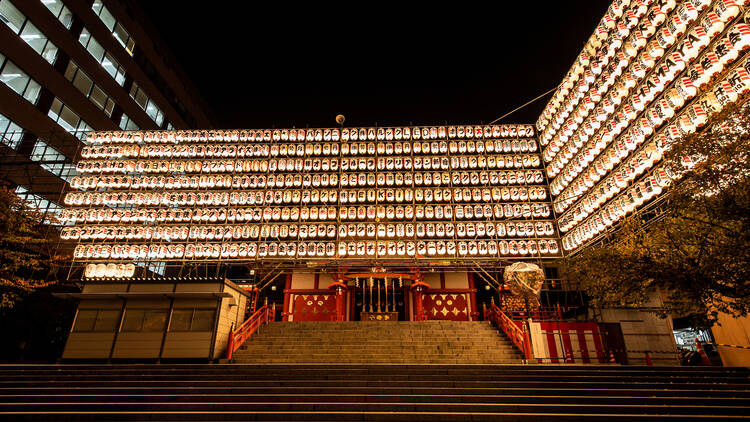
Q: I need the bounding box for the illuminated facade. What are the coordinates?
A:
[64,125,557,274]
[57,0,750,363]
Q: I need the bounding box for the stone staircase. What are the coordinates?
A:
[0,364,748,420]
[231,320,524,364]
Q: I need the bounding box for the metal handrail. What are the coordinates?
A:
[225,304,274,360]
[485,304,532,361]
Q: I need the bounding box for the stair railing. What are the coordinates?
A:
[226,304,275,360]
[485,304,533,361]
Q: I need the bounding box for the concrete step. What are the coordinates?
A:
[0,364,748,421]
[231,320,524,365]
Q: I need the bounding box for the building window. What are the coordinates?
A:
[78,28,126,86]
[122,309,168,332]
[14,185,63,220]
[30,139,77,182]
[169,308,216,332]
[0,0,59,65]
[0,53,42,104]
[64,61,115,116]
[0,0,23,32]
[130,82,164,126]
[133,260,164,276]
[48,97,91,140]
[40,0,73,29]
[0,111,24,149]
[73,309,121,332]
[91,0,135,56]
[119,112,139,131]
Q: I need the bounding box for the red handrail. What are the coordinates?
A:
[485,304,532,361]
[505,306,566,321]
[226,305,275,360]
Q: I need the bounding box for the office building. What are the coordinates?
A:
[0,0,212,216]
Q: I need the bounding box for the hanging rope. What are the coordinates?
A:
[488,84,561,125]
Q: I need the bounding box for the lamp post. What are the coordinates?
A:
[410,279,430,321]
[328,280,347,322]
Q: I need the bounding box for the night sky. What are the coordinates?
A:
[136,2,612,129]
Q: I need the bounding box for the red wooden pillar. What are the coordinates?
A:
[410,280,430,321]
[329,280,347,322]
[467,272,479,321]
[282,273,292,322]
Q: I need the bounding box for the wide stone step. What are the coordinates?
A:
[3,385,749,398]
[1,401,748,417]
[239,345,519,351]
[0,364,747,421]
[3,393,748,406]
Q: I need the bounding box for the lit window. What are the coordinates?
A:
[130,82,164,126]
[89,85,114,115]
[79,27,126,86]
[0,111,24,149]
[119,112,139,131]
[91,0,135,56]
[134,260,164,276]
[14,185,63,220]
[70,67,93,95]
[41,0,73,29]
[0,56,42,104]
[0,1,58,64]
[91,0,115,30]
[0,0,25,32]
[30,139,77,182]
[47,97,90,140]
[64,61,116,117]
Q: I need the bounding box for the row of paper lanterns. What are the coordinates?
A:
[86,125,536,145]
[66,185,547,205]
[546,18,750,193]
[64,186,547,212]
[64,186,549,207]
[73,154,542,177]
[562,170,666,250]
[81,139,539,159]
[70,169,545,191]
[63,201,551,221]
[85,263,136,279]
[61,201,554,224]
[557,53,750,233]
[73,238,559,261]
[62,220,557,242]
[73,155,541,174]
[71,171,544,190]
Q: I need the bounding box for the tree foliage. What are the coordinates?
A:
[563,102,750,326]
[0,186,65,311]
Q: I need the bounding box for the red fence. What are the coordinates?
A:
[485,304,532,361]
[226,305,275,360]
